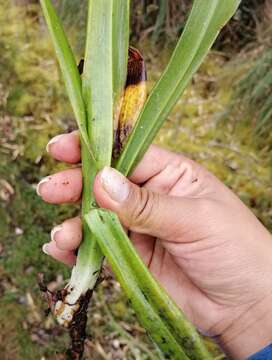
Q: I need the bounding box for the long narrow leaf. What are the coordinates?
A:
[77,0,130,269]
[40,0,92,158]
[116,0,241,175]
[69,0,130,285]
[112,0,130,108]
[64,0,130,316]
[86,210,212,359]
[79,0,130,259]
[82,0,130,168]
[76,0,117,290]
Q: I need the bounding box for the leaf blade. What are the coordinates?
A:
[40,0,91,153]
[112,0,130,108]
[86,209,212,359]
[116,0,241,175]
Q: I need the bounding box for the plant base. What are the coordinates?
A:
[38,274,93,360]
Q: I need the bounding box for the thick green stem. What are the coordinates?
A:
[53,0,130,326]
[69,0,130,297]
[86,209,212,360]
[53,140,102,326]
[66,0,117,306]
[68,139,103,302]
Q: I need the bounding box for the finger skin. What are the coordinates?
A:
[129,232,155,266]
[43,241,76,266]
[47,131,81,164]
[37,168,82,204]
[47,130,185,184]
[93,168,200,241]
[129,144,185,184]
[129,160,198,267]
[52,217,82,251]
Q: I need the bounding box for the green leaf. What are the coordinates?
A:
[82,0,130,169]
[116,0,241,175]
[78,0,130,271]
[40,0,91,157]
[63,0,131,316]
[112,0,130,108]
[78,0,130,261]
[86,209,212,360]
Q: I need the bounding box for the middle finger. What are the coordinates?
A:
[37,168,82,204]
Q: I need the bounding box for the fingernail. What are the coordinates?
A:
[100,167,130,203]
[36,177,50,196]
[42,243,50,255]
[46,134,65,152]
[51,225,63,241]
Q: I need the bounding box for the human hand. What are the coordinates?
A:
[37,131,272,359]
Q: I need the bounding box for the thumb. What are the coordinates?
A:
[94,166,200,241]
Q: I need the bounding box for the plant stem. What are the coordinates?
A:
[53,0,130,327]
[86,209,212,360]
[53,140,102,328]
[67,0,130,302]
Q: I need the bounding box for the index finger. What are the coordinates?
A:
[46,132,186,184]
[128,144,183,184]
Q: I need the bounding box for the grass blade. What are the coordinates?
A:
[40,0,92,158]
[83,0,113,166]
[116,0,241,175]
[112,0,130,109]
[86,209,212,359]
[82,0,129,168]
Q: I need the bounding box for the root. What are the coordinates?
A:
[66,289,93,360]
[38,274,93,360]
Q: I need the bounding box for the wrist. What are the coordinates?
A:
[219,294,272,360]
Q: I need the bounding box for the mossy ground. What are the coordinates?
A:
[0,2,271,359]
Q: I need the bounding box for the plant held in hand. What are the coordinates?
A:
[40,0,241,358]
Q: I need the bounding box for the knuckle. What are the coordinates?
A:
[129,188,157,229]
